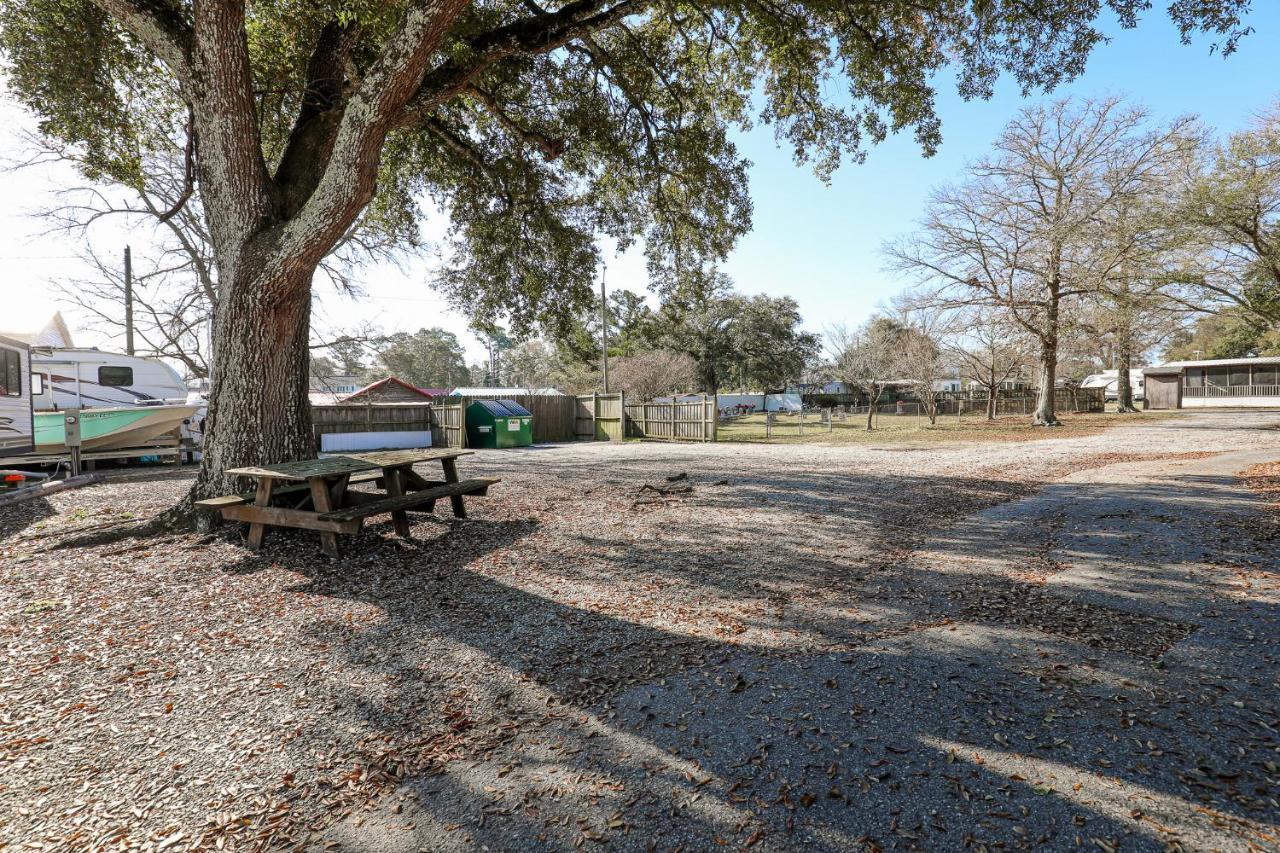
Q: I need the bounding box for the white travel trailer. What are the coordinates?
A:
[30,348,204,446]
[0,335,35,457]
[31,348,189,409]
[1081,369,1145,401]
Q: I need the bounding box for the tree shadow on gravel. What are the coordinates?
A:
[300,550,1278,851]
[206,460,1278,850]
[0,496,54,541]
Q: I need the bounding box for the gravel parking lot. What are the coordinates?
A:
[2,411,1278,850]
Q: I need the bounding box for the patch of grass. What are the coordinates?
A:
[717,410,1181,445]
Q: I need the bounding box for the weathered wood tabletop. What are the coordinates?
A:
[341,448,473,468]
[225,456,380,481]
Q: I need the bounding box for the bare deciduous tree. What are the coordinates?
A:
[944,309,1034,420]
[827,318,906,431]
[888,98,1196,426]
[895,328,946,424]
[610,350,696,402]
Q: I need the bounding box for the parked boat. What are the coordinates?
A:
[33,405,202,453]
[30,347,205,447]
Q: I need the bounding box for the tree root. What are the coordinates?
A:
[49,503,196,550]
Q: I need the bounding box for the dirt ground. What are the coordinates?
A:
[2,410,1278,851]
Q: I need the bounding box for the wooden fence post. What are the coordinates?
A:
[619,391,626,439]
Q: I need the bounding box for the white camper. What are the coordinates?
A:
[0,335,35,457]
[30,348,204,445]
[1081,369,1145,401]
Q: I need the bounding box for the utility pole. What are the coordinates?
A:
[124,245,135,355]
[599,261,610,393]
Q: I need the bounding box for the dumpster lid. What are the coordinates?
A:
[472,399,514,416]
[498,399,532,416]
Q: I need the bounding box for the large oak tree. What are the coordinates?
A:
[0,0,1251,498]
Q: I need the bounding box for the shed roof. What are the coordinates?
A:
[342,376,436,401]
[1143,356,1280,374]
[449,387,565,396]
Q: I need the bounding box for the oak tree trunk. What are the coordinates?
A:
[193,265,316,509]
[1033,335,1060,426]
[1115,328,1137,413]
[697,358,718,395]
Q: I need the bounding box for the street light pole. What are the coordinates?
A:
[599,261,610,393]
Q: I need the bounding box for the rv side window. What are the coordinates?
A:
[2,350,19,396]
[98,366,134,386]
[30,372,44,395]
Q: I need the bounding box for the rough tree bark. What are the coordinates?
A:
[1032,335,1060,426]
[196,268,316,501]
[1114,326,1137,413]
[1032,282,1061,426]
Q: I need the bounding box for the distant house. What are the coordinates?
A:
[1143,357,1280,410]
[309,372,362,396]
[0,312,75,348]
[340,376,440,404]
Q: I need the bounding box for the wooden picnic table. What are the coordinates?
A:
[197,448,499,557]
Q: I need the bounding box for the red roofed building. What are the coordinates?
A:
[339,376,440,404]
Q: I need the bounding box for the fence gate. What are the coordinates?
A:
[575,393,626,440]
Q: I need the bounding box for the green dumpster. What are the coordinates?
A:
[466,399,534,448]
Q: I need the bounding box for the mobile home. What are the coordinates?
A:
[0,335,34,457]
[1143,357,1280,410]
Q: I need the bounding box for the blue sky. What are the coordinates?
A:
[715,5,1280,332]
[2,5,1278,363]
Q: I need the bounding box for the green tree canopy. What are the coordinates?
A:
[0,0,1253,338]
[652,276,818,391]
[366,327,471,388]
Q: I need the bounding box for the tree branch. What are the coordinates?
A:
[156,105,196,223]
[273,19,364,215]
[396,0,647,129]
[88,0,192,85]
[278,0,471,272]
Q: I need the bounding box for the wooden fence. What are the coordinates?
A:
[575,393,626,440]
[312,403,434,445]
[623,395,717,441]
[428,394,578,446]
[311,391,716,448]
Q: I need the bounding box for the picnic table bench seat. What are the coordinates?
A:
[317,477,499,523]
